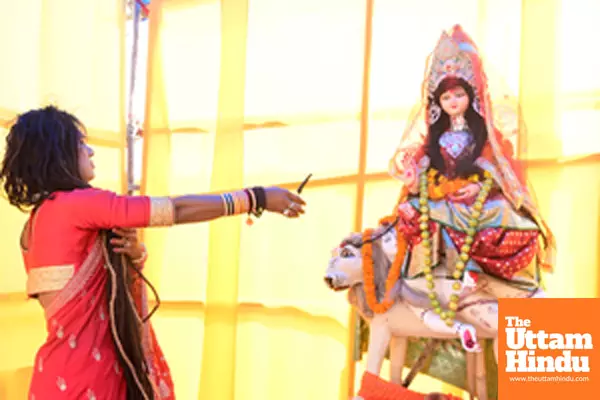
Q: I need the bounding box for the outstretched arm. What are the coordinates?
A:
[67,186,306,230]
[171,187,305,223]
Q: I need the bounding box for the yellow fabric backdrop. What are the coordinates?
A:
[141,0,600,399]
[2,0,600,399]
[0,0,126,398]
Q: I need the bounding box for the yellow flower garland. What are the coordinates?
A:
[419,169,493,326]
[361,170,492,319]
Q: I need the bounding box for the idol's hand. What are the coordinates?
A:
[448,183,480,203]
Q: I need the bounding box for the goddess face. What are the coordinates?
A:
[439,85,469,117]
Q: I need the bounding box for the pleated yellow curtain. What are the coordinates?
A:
[0,1,126,398]
[360,1,600,395]
[2,0,597,399]
[141,0,600,399]
[141,0,357,398]
[523,0,600,298]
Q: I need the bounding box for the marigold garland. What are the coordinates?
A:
[426,168,481,200]
[394,169,482,211]
[362,224,407,314]
[363,169,492,317]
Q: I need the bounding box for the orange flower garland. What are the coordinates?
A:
[393,169,482,211]
[363,168,490,316]
[426,168,481,200]
[362,224,408,314]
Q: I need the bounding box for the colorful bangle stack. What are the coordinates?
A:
[221,191,249,216]
[220,187,267,225]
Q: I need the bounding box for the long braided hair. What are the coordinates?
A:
[0,106,155,399]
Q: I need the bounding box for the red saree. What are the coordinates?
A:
[23,188,175,400]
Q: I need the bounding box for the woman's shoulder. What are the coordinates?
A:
[49,188,118,206]
[53,187,115,198]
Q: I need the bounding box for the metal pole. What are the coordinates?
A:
[127,0,142,195]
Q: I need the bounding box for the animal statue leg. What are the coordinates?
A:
[389,336,408,385]
[461,288,546,364]
[407,305,481,352]
[475,340,488,400]
[488,289,546,363]
[531,288,546,298]
[366,314,392,376]
[465,351,476,399]
[461,302,499,363]
[494,337,498,364]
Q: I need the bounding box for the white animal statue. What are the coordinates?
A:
[324,222,545,399]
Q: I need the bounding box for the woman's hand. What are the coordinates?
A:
[110,228,145,260]
[264,187,306,218]
[448,182,480,203]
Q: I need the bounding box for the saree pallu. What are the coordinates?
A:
[28,237,175,400]
[129,254,174,399]
[29,239,126,399]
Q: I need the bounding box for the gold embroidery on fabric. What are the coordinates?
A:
[27,265,75,296]
[149,197,174,227]
[44,241,103,321]
[159,379,172,398]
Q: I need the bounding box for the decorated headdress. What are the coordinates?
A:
[425,30,483,122]
[389,25,555,270]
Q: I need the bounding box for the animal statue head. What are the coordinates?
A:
[324,233,365,291]
[324,226,397,319]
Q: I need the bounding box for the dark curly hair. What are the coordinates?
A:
[0,106,90,210]
[1,105,154,400]
[425,77,488,179]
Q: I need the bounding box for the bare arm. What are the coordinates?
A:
[171,194,230,224]
[69,186,306,231]
[111,187,307,261]
[171,187,305,225]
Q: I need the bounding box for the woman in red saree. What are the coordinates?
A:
[0,106,306,400]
